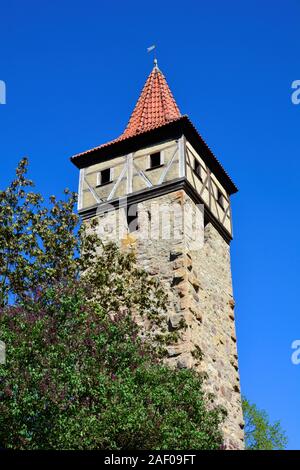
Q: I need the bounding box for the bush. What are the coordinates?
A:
[0,277,225,450]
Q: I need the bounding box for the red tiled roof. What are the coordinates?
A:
[122,64,181,137]
[71,65,181,160]
[70,65,238,195]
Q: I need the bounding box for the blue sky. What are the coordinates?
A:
[0,0,299,449]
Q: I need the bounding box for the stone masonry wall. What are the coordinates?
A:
[193,222,244,449]
[92,189,244,449]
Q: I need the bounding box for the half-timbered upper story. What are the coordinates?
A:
[71,63,238,242]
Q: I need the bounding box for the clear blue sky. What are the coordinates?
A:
[0,0,299,449]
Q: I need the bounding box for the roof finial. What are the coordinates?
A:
[147,45,158,69]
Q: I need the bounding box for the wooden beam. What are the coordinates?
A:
[77,168,84,211]
[126,153,133,194]
[107,162,127,201]
[158,146,178,185]
[178,135,186,178]
[133,162,153,188]
[84,176,102,204]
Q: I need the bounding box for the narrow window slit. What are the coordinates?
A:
[126,204,138,232]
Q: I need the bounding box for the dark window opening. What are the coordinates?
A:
[98,168,111,186]
[126,204,138,233]
[217,189,224,209]
[194,159,202,181]
[149,152,161,169]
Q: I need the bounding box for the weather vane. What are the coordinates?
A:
[147,45,158,67]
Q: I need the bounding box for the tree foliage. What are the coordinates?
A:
[0,160,226,450]
[242,397,288,450]
[0,158,98,307]
[0,278,225,450]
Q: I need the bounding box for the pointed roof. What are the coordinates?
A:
[71,64,182,158]
[121,64,181,138]
[71,65,238,195]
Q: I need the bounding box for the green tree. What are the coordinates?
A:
[0,159,226,450]
[0,158,98,307]
[0,248,226,450]
[242,397,288,450]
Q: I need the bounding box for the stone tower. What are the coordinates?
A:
[71,62,244,449]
